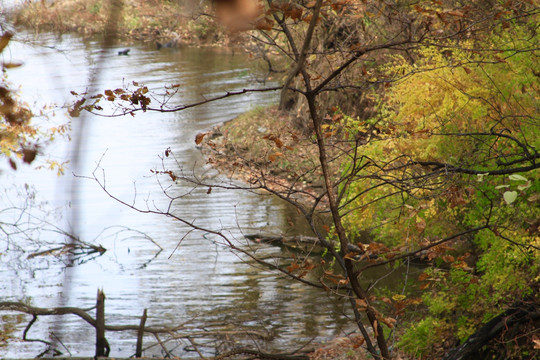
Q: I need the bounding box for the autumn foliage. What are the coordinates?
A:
[63,0,539,358]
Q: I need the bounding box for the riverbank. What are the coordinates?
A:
[8,0,248,48]
[199,106,339,208]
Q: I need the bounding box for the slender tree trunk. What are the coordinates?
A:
[305,91,390,359]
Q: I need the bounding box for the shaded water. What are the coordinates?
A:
[0,32,366,357]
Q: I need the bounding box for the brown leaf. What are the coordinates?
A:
[265,135,284,148]
[303,260,315,271]
[442,255,455,263]
[254,17,274,31]
[420,282,431,290]
[381,317,396,328]
[167,171,177,182]
[332,113,343,122]
[415,218,426,232]
[3,62,23,69]
[287,262,300,273]
[284,4,303,20]
[361,65,368,76]
[0,32,13,53]
[268,152,283,162]
[355,298,368,310]
[195,132,208,145]
[352,336,365,348]
[8,158,17,170]
[22,148,37,164]
[446,10,465,17]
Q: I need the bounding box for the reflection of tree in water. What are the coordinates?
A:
[0,184,105,265]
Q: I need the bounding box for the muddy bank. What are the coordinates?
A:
[198,106,336,208]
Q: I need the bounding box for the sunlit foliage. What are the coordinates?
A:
[339,19,539,357]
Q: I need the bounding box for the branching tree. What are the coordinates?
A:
[66,0,539,358]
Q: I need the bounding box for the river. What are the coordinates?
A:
[0,30,362,357]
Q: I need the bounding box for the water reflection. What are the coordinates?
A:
[0,32,360,357]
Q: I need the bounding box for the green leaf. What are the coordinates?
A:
[503,191,518,205]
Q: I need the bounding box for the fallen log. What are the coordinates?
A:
[215,347,310,359]
[244,234,327,254]
[442,299,540,360]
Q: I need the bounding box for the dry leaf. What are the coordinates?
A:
[355,298,368,310]
[195,132,208,145]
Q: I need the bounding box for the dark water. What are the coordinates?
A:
[0,31,370,357]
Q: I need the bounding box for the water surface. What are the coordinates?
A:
[0,31,360,357]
